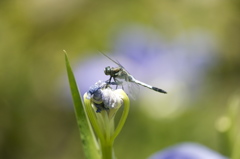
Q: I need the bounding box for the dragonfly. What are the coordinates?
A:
[101,52,167,98]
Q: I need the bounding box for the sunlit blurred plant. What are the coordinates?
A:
[215,93,240,159]
[65,52,130,159]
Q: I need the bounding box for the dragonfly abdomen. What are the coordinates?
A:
[152,87,167,94]
[133,79,167,94]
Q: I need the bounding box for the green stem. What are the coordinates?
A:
[111,90,130,142]
[101,141,113,159]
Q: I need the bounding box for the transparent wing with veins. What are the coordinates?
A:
[100,52,167,98]
[101,52,140,99]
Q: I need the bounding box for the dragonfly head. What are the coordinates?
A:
[104,66,111,75]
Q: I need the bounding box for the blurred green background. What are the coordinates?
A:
[0,0,240,159]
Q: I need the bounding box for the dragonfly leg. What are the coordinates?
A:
[116,83,124,90]
[108,76,113,83]
[113,77,118,89]
[105,76,113,88]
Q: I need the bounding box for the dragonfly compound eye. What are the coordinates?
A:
[104,66,111,75]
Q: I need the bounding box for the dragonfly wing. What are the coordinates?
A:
[100,52,132,74]
[113,76,139,99]
[127,81,140,100]
[100,52,123,67]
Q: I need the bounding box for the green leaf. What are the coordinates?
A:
[64,52,100,159]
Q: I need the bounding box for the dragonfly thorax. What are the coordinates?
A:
[104,66,122,78]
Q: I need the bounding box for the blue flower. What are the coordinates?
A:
[148,142,228,159]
